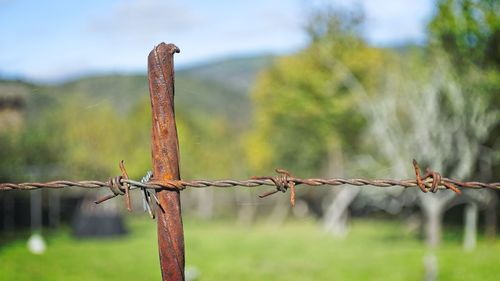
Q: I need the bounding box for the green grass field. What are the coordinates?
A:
[0,218,498,281]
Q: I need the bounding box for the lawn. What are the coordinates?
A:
[0,217,498,281]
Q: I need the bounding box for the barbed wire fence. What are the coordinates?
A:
[2,42,500,280]
[1,159,499,214]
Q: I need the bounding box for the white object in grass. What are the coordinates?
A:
[27,233,46,255]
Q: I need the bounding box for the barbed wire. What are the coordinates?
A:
[1,160,499,209]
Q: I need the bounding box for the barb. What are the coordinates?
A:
[119,160,132,212]
[412,159,461,194]
[140,171,155,219]
[1,160,499,208]
[253,168,296,207]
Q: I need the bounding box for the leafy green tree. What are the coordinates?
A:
[429,0,499,69]
[247,10,394,176]
[429,0,500,180]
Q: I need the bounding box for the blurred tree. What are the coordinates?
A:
[429,0,500,121]
[0,97,66,182]
[177,110,244,219]
[247,10,392,175]
[429,0,499,70]
[247,8,396,228]
[360,54,497,247]
[429,0,500,241]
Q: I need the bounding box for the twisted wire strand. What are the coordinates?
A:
[1,176,498,191]
[1,160,499,209]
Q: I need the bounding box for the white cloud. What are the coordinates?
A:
[88,0,202,41]
[323,0,434,45]
[361,0,433,44]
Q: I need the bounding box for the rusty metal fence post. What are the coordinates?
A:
[147,43,185,281]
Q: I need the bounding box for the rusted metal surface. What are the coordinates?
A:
[147,42,184,281]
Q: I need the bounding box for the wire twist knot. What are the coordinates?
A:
[413,159,461,194]
[108,176,125,196]
[255,169,296,207]
[95,160,132,211]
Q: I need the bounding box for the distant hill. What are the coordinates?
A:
[179,55,275,93]
[0,55,274,129]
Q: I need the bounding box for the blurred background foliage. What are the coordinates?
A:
[0,0,499,279]
[0,0,498,226]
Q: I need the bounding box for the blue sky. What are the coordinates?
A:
[0,0,435,82]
